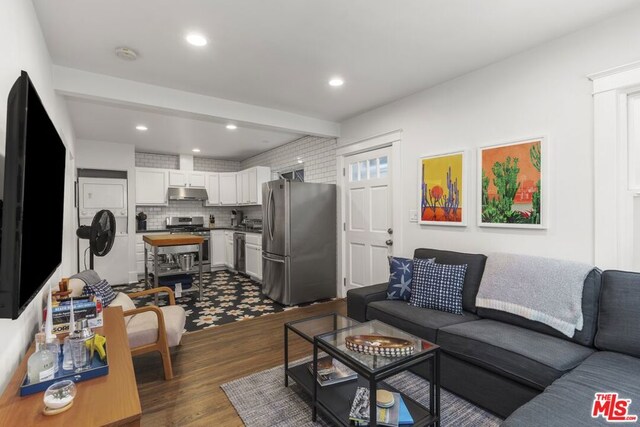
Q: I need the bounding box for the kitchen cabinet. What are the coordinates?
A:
[245,232,262,281]
[224,231,235,268]
[169,170,206,188]
[135,234,145,274]
[219,173,238,205]
[210,230,226,268]
[236,167,270,205]
[135,167,168,205]
[206,173,220,205]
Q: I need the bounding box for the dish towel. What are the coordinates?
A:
[475,253,593,337]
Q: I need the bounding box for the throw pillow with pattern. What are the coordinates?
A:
[410,260,467,315]
[386,257,434,301]
[81,279,117,306]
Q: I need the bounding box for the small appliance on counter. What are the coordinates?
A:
[136,212,147,231]
[231,209,243,228]
[209,214,215,228]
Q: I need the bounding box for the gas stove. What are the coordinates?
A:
[166,216,209,234]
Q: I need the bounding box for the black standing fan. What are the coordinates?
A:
[76,209,116,270]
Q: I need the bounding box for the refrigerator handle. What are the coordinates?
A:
[268,187,274,241]
[262,253,285,263]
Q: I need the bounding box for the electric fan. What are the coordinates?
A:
[76,209,116,270]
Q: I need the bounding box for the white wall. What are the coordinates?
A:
[0,0,76,393]
[339,7,640,265]
[76,139,137,283]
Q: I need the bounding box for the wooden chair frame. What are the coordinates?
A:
[123,286,178,380]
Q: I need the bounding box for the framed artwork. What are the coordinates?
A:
[419,151,466,226]
[478,137,547,229]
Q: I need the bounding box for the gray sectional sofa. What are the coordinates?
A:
[346,248,640,425]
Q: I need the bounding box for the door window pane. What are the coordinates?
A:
[379,156,388,177]
[351,163,358,182]
[359,161,367,180]
[369,159,378,179]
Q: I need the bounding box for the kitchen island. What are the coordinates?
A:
[143,234,205,301]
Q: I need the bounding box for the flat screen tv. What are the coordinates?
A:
[0,71,67,319]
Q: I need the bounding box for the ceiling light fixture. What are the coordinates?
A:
[115,47,138,61]
[186,33,208,47]
[226,124,237,130]
[328,77,344,87]
[192,148,201,153]
[135,125,148,131]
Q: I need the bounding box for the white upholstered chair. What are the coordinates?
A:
[58,273,186,380]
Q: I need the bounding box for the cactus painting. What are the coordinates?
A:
[479,138,544,228]
[420,152,465,225]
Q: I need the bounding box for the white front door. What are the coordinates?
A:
[345,147,393,291]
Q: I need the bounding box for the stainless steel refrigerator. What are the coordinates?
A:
[262,180,337,305]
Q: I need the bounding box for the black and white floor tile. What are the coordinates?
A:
[113,270,332,334]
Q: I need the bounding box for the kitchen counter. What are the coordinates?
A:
[137,227,262,233]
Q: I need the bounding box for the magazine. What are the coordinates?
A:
[307,356,357,386]
[349,387,412,427]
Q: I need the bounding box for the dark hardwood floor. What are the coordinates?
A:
[132,299,347,426]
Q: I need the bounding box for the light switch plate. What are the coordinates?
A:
[409,209,418,222]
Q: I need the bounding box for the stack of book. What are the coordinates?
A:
[307,356,358,386]
[348,387,414,426]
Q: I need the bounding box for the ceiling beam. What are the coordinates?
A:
[52,66,340,137]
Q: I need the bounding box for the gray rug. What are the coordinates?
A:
[221,361,502,426]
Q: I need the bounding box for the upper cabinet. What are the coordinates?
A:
[169,170,206,188]
[135,166,270,206]
[135,168,168,205]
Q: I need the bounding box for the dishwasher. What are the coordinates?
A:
[234,232,246,275]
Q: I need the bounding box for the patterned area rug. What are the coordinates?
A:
[113,270,329,333]
[221,361,502,426]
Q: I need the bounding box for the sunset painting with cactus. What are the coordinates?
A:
[420,152,464,224]
[480,139,542,226]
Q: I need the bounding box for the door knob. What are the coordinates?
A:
[387,228,393,235]
[386,239,393,246]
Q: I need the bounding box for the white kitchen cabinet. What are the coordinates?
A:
[188,172,206,188]
[135,167,168,205]
[220,173,238,205]
[224,231,235,268]
[236,167,270,205]
[169,170,206,188]
[210,230,226,268]
[248,168,258,204]
[245,243,262,281]
[206,173,220,205]
[135,234,145,274]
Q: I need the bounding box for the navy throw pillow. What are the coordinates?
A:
[410,261,467,315]
[81,279,117,307]
[386,257,434,301]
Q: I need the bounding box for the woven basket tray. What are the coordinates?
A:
[345,335,415,357]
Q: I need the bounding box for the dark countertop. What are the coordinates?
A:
[137,227,262,234]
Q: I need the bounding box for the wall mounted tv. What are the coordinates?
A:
[0,71,67,319]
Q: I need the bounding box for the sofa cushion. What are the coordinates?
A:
[366,300,480,343]
[478,268,602,347]
[413,248,487,313]
[503,351,640,426]
[595,270,640,357]
[126,305,186,349]
[410,261,466,315]
[386,256,416,301]
[437,319,595,390]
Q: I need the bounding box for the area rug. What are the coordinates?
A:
[113,270,333,334]
[221,361,502,426]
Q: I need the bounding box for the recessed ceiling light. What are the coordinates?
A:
[115,47,138,61]
[226,124,237,130]
[328,77,344,87]
[186,33,207,47]
[135,125,148,131]
[192,148,201,153]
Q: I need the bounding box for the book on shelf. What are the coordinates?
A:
[307,356,357,386]
[348,387,414,426]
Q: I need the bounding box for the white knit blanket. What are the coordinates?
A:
[475,253,593,337]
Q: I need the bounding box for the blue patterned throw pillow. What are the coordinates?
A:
[386,257,434,301]
[410,261,467,315]
[81,279,117,306]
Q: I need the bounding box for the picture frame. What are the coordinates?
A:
[418,150,467,226]
[477,136,547,229]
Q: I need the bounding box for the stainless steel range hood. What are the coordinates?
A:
[167,187,209,201]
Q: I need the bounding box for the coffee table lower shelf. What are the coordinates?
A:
[287,363,437,427]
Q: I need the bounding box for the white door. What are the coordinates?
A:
[168,170,188,187]
[207,173,220,205]
[345,147,392,291]
[219,173,238,205]
[135,168,168,205]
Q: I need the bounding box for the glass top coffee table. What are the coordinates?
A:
[284,314,440,427]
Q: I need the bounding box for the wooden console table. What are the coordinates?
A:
[0,306,142,426]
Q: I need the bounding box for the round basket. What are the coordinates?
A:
[345,335,415,357]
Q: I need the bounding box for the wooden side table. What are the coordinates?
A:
[0,306,142,426]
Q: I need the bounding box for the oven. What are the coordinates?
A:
[166,216,210,269]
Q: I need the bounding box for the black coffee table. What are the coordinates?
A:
[284,314,440,426]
